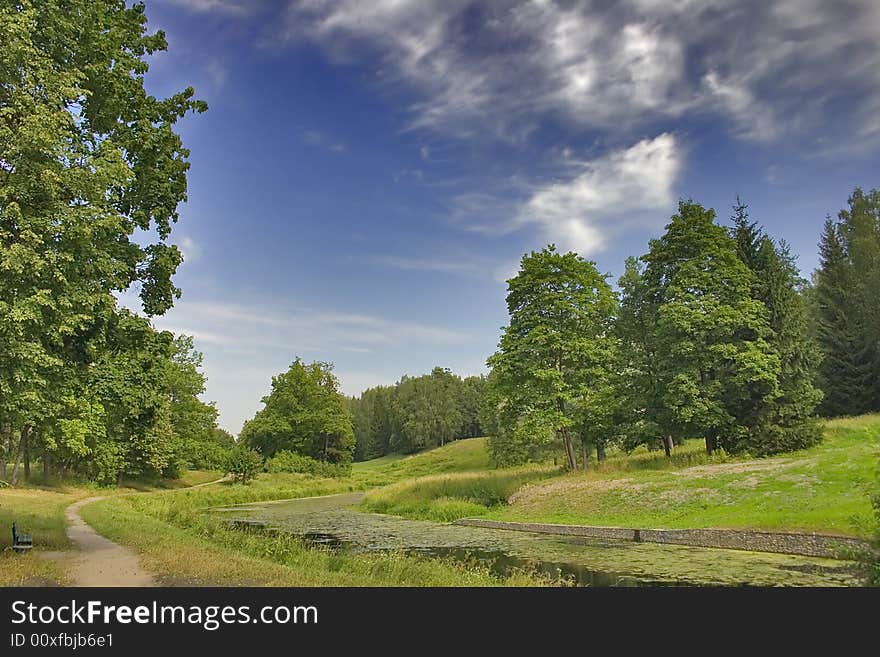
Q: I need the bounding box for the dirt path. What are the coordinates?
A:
[58,477,228,586]
[62,497,156,587]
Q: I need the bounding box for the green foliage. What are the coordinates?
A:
[813,188,880,416]
[241,359,355,464]
[486,245,617,469]
[0,0,212,485]
[635,200,779,455]
[225,445,263,485]
[266,451,352,478]
[351,369,488,460]
[730,200,823,455]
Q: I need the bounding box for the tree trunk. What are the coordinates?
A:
[663,435,673,457]
[0,423,8,480]
[43,452,50,481]
[582,442,588,471]
[596,442,606,462]
[11,426,28,486]
[556,398,577,471]
[705,432,716,456]
[559,428,577,471]
[23,429,30,481]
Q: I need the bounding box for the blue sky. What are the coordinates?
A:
[133,0,880,433]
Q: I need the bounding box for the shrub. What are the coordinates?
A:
[225,445,263,484]
[266,451,352,478]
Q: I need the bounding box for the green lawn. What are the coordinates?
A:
[363,415,880,538]
[350,437,492,487]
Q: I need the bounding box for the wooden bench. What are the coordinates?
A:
[12,522,32,554]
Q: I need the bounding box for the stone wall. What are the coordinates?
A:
[454,518,868,559]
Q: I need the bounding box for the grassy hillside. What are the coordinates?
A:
[364,415,880,537]
[350,437,492,487]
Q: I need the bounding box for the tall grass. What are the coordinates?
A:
[362,466,558,522]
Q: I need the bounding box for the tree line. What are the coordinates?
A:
[485,192,879,469]
[235,362,488,467]
[350,369,487,460]
[0,1,229,484]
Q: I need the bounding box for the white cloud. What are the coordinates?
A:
[420,145,431,160]
[153,299,471,352]
[368,255,477,275]
[160,0,255,14]
[272,1,880,149]
[511,133,680,254]
[146,299,474,432]
[177,236,199,263]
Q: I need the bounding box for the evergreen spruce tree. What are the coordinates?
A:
[813,189,880,416]
[731,201,823,454]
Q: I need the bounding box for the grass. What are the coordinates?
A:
[474,415,880,537]
[0,470,222,586]
[3,418,876,586]
[82,480,551,586]
[354,416,879,539]
[349,437,492,487]
[362,466,558,522]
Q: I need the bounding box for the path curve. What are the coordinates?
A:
[59,475,228,586]
[64,497,156,587]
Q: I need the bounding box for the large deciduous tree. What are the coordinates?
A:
[640,200,779,455]
[0,1,206,482]
[241,359,355,464]
[486,246,616,470]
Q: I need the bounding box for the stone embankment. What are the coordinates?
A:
[454,518,869,559]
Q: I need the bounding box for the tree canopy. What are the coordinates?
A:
[241,359,355,465]
[0,1,219,484]
[486,246,617,469]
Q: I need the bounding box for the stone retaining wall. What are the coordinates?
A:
[454,518,868,559]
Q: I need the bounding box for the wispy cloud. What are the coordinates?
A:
[367,254,478,275]
[154,299,472,353]
[272,0,880,150]
[160,0,256,15]
[303,129,347,153]
[450,134,680,256]
[515,133,680,254]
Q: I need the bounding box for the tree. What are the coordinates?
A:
[241,359,355,464]
[164,335,223,469]
[486,245,617,470]
[730,200,823,454]
[225,444,263,485]
[813,189,880,416]
[641,200,779,455]
[0,1,205,483]
[616,257,673,456]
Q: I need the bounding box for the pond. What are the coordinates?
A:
[216,493,860,586]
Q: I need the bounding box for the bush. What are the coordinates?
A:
[225,445,263,484]
[266,451,351,478]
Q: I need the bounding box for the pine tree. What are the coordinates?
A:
[731,201,823,454]
[813,189,880,416]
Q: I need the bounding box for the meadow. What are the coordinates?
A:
[2,414,877,586]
